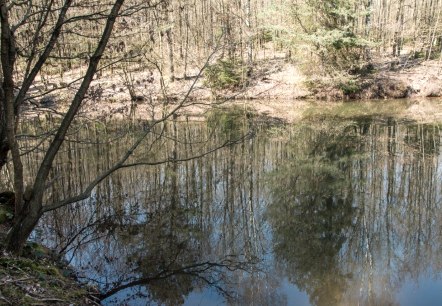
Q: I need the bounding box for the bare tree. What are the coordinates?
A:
[1,0,128,253]
[1,0,248,255]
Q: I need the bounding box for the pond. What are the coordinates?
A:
[15,100,442,305]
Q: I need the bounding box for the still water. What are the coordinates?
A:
[20,101,442,305]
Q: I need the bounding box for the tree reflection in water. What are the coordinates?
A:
[268,116,442,306]
[268,120,357,306]
[11,112,442,305]
[23,114,275,305]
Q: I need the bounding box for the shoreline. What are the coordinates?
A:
[22,54,442,124]
[0,237,100,305]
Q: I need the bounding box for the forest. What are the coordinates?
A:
[2,0,442,102]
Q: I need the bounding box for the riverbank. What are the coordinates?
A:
[0,245,100,305]
[0,224,98,305]
[88,53,442,102]
[22,52,442,123]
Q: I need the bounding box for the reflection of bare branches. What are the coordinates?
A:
[99,258,256,301]
[40,45,238,213]
[43,133,251,212]
[57,209,108,257]
[10,121,127,164]
[122,135,252,168]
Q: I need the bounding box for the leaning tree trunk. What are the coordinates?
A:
[5,0,125,254]
[4,197,42,254]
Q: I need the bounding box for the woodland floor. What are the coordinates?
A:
[0,231,99,306]
[22,52,442,123]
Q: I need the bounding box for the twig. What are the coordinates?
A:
[28,296,65,303]
[0,277,34,285]
[0,290,12,305]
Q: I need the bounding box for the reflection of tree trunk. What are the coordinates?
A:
[239,141,250,255]
[170,117,178,234]
[228,146,234,251]
[222,144,235,253]
[205,152,213,230]
[386,121,396,273]
[248,138,258,255]
[365,214,374,305]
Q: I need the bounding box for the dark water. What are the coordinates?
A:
[19,106,442,305]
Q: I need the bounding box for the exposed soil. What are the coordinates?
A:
[343,55,442,100]
[374,56,442,98]
[21,53,442,123]
[82,53,442,102]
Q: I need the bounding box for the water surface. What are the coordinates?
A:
[18,101,442,305]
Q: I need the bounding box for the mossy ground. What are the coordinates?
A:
[0,238,99,305]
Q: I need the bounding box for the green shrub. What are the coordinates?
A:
[339,79,361,95]
[204,60,246,91]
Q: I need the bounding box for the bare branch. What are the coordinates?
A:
[14,0,73,112]
[29,0,125,213]
[99,259,252,301]
[42,41,224,212]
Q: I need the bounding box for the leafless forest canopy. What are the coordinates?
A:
[6,0,442,83]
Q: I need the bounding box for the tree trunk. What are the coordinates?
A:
[364,0,372,61]
[245,0,253,74]
[4,0,125,255]
[393,0,404,57]
[4,198,42,254]
[1,0,25,215]
[0,80,6,171]
[164,1,175,82]
[0,109,8,171]
[166,28,175,82]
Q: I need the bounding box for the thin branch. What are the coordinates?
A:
[30,0,125,210]
[42,41,224,212]
[14,0,73,112]
[99,259,250,300]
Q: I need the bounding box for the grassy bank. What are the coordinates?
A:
[0,236,98,305]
